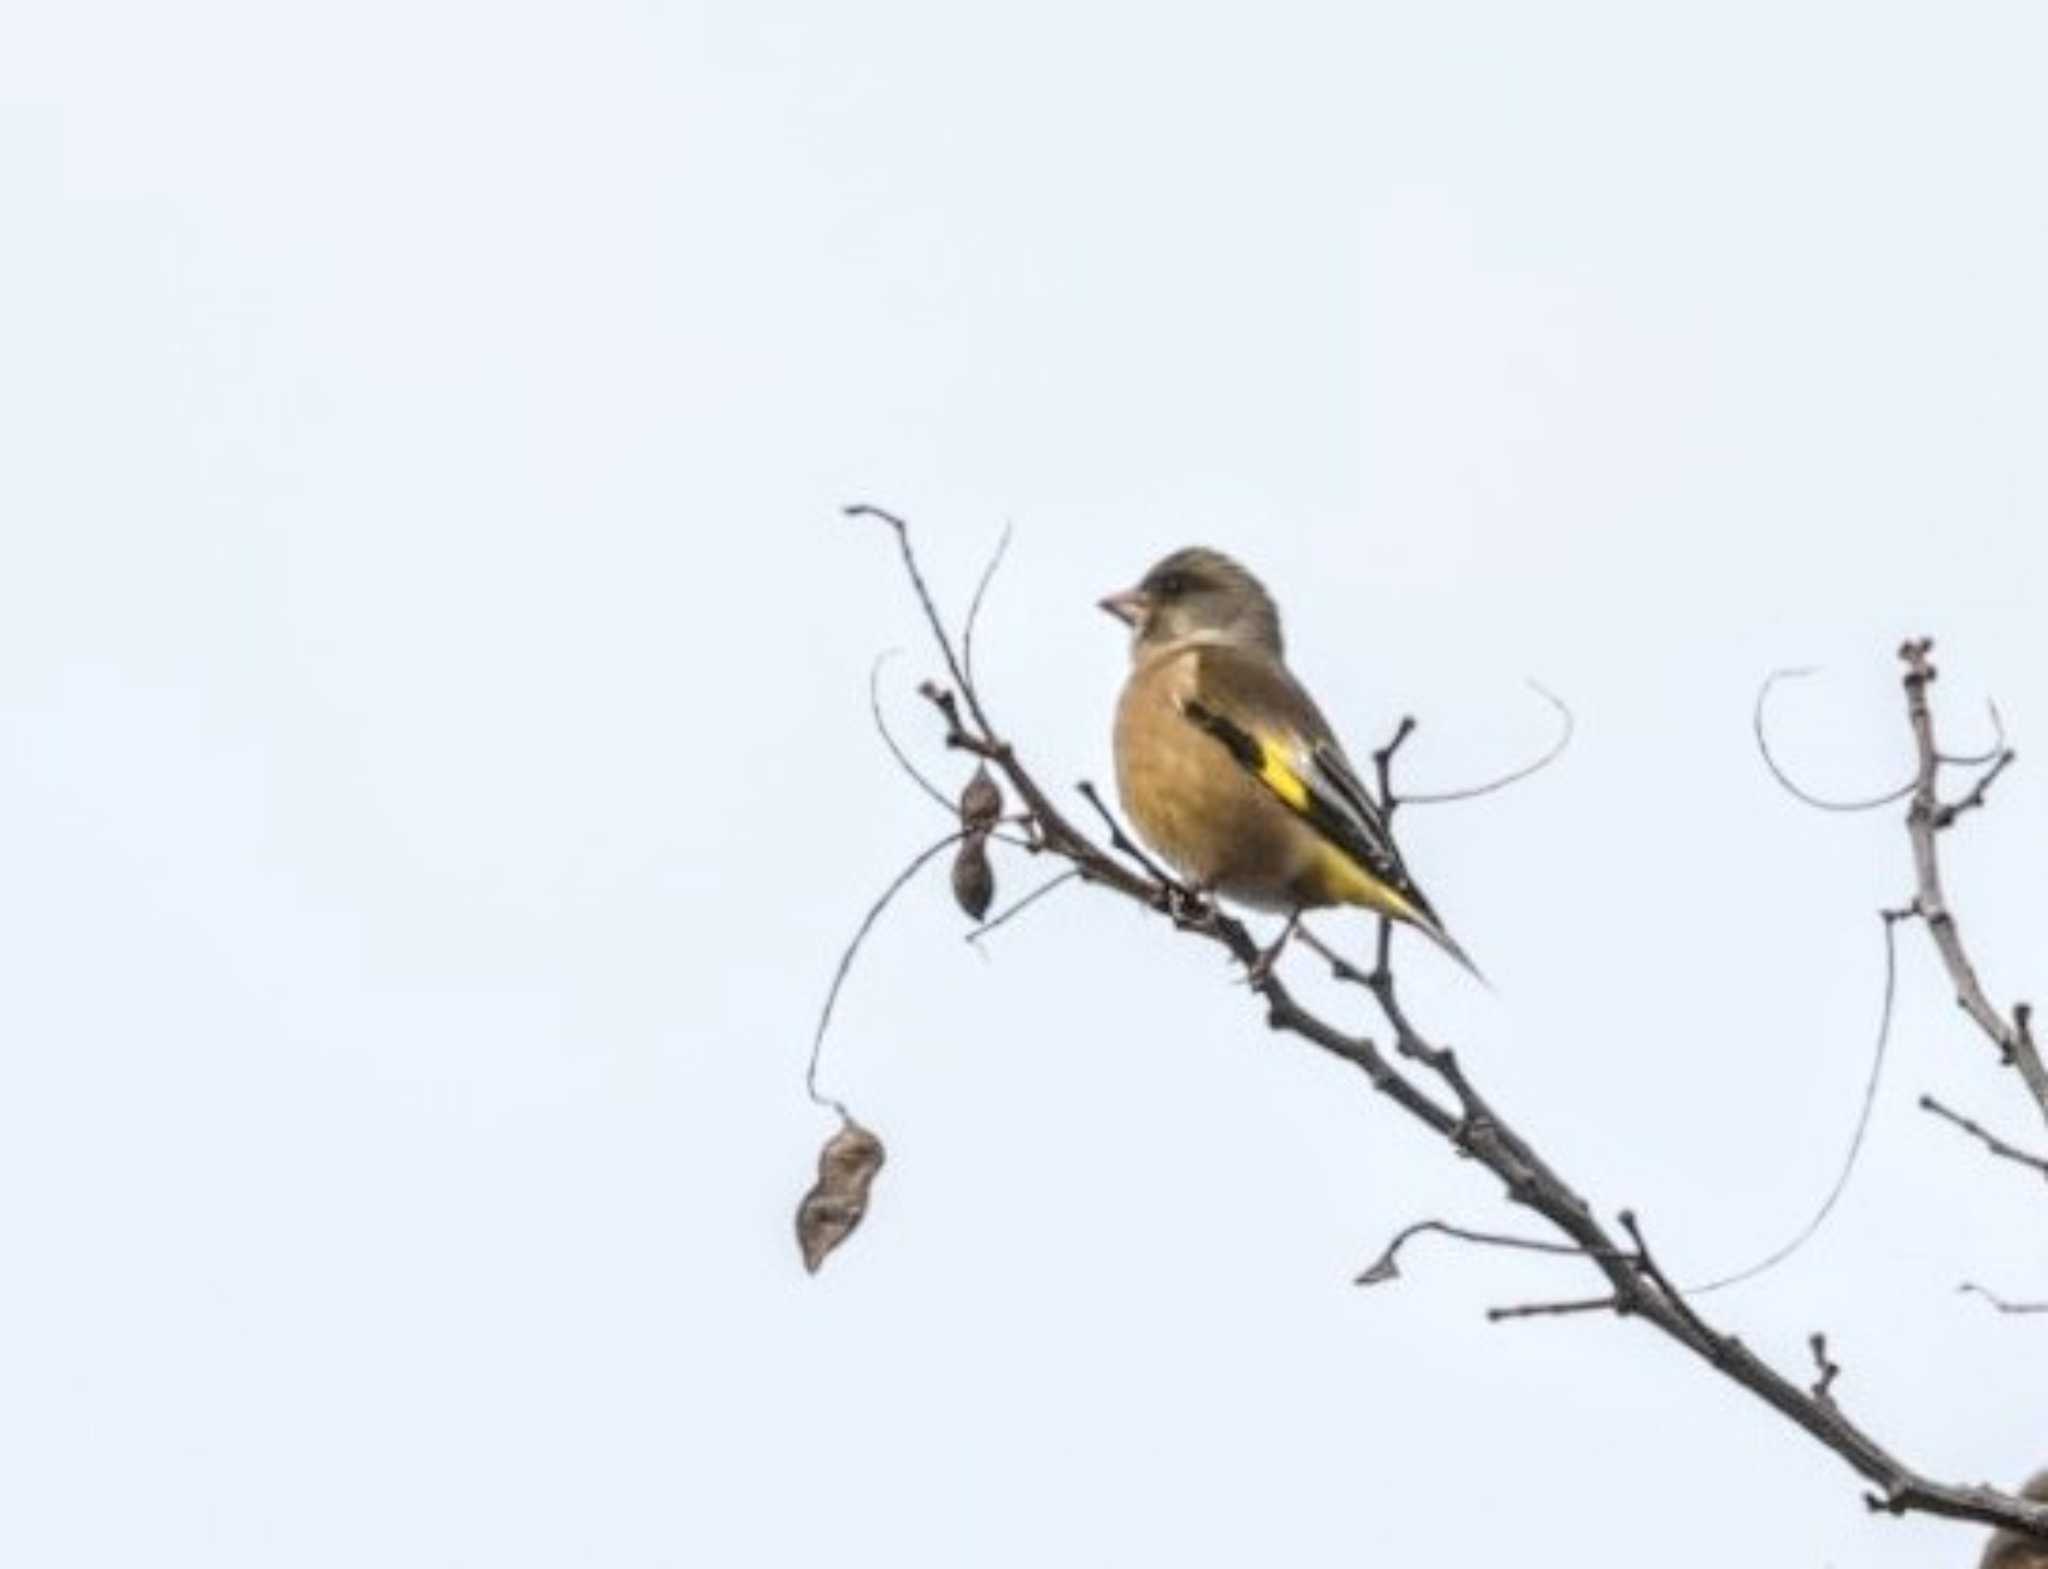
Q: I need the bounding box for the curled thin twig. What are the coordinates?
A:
[1356,1218,1608,1286]
[870,650,957,816]
[1937,696,2007,767]
[1753,667,1916,812]
[806,829,969,1119]
[1683,908,1903,1295]
[1401,682,1576,807]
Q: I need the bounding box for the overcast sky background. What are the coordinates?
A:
[4,3,2046,1564]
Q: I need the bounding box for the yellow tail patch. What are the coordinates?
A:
[1315,843,1425,924]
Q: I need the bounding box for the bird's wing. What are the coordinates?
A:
[1180,644,1433,918]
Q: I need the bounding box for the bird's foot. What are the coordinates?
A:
[1165,882,1216,928]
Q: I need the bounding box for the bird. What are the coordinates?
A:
[1982,1472,2048,1569]
[1099,546,1480,980]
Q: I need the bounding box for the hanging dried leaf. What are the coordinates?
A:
[796,1119,887,1274]
[959,763,1003,831]
[951,831,995,920]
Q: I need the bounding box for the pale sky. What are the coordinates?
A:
[3,3,2045,1564]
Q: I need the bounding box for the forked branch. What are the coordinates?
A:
[1897,640,2048,1128]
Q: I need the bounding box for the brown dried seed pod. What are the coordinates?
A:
[958,763,1003,831]
[951,831,995,920]
[796,1120,887,1274]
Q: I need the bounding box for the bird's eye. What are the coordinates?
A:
[1156,572,1190,598]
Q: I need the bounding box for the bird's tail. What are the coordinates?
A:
[1329,851,1488,987]
[1382,887,1489,989]
[1411,913,1489,988]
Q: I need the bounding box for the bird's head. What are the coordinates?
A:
[1099,547,1284,659]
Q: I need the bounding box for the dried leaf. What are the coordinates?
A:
[951,831,995,920]
[796,1120,887,1274]
[959,764,1003,831]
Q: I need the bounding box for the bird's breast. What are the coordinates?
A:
[1112,659,1326,911]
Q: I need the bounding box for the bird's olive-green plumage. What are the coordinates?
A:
[1103,547,1479,979]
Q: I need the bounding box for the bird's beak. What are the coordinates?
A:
[1098,587,1148,628]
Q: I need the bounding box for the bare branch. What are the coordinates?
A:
[1899,639,2048,1129]
[1920,1095,2048,1184]
[1401,682,1576,806]
[1753,667,1916,812]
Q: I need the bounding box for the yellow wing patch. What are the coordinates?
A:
[1254,734,1424,922]
[1253,735,1312,810]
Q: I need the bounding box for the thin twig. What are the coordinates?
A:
[961,522,1012,697]
[966,868,1081,947]
[846,504,994,739]
[1488,1294,1620,1322]
[1933,747,2016,828]
[1620,1210,1722,1349]
[1959,1283,2048,1316]
[870,654,1035,849]
[1682,908,1903,1294]
[1295,923,1373,988]
[1920,1096,2048,1183]
[1074,780,1177,896]
[1753,667,1916,812]
[1402,682,1576,806]
[1809,1333,1842,1404]
[1371,715,1418,815]
[1356,1218,1613,1286]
